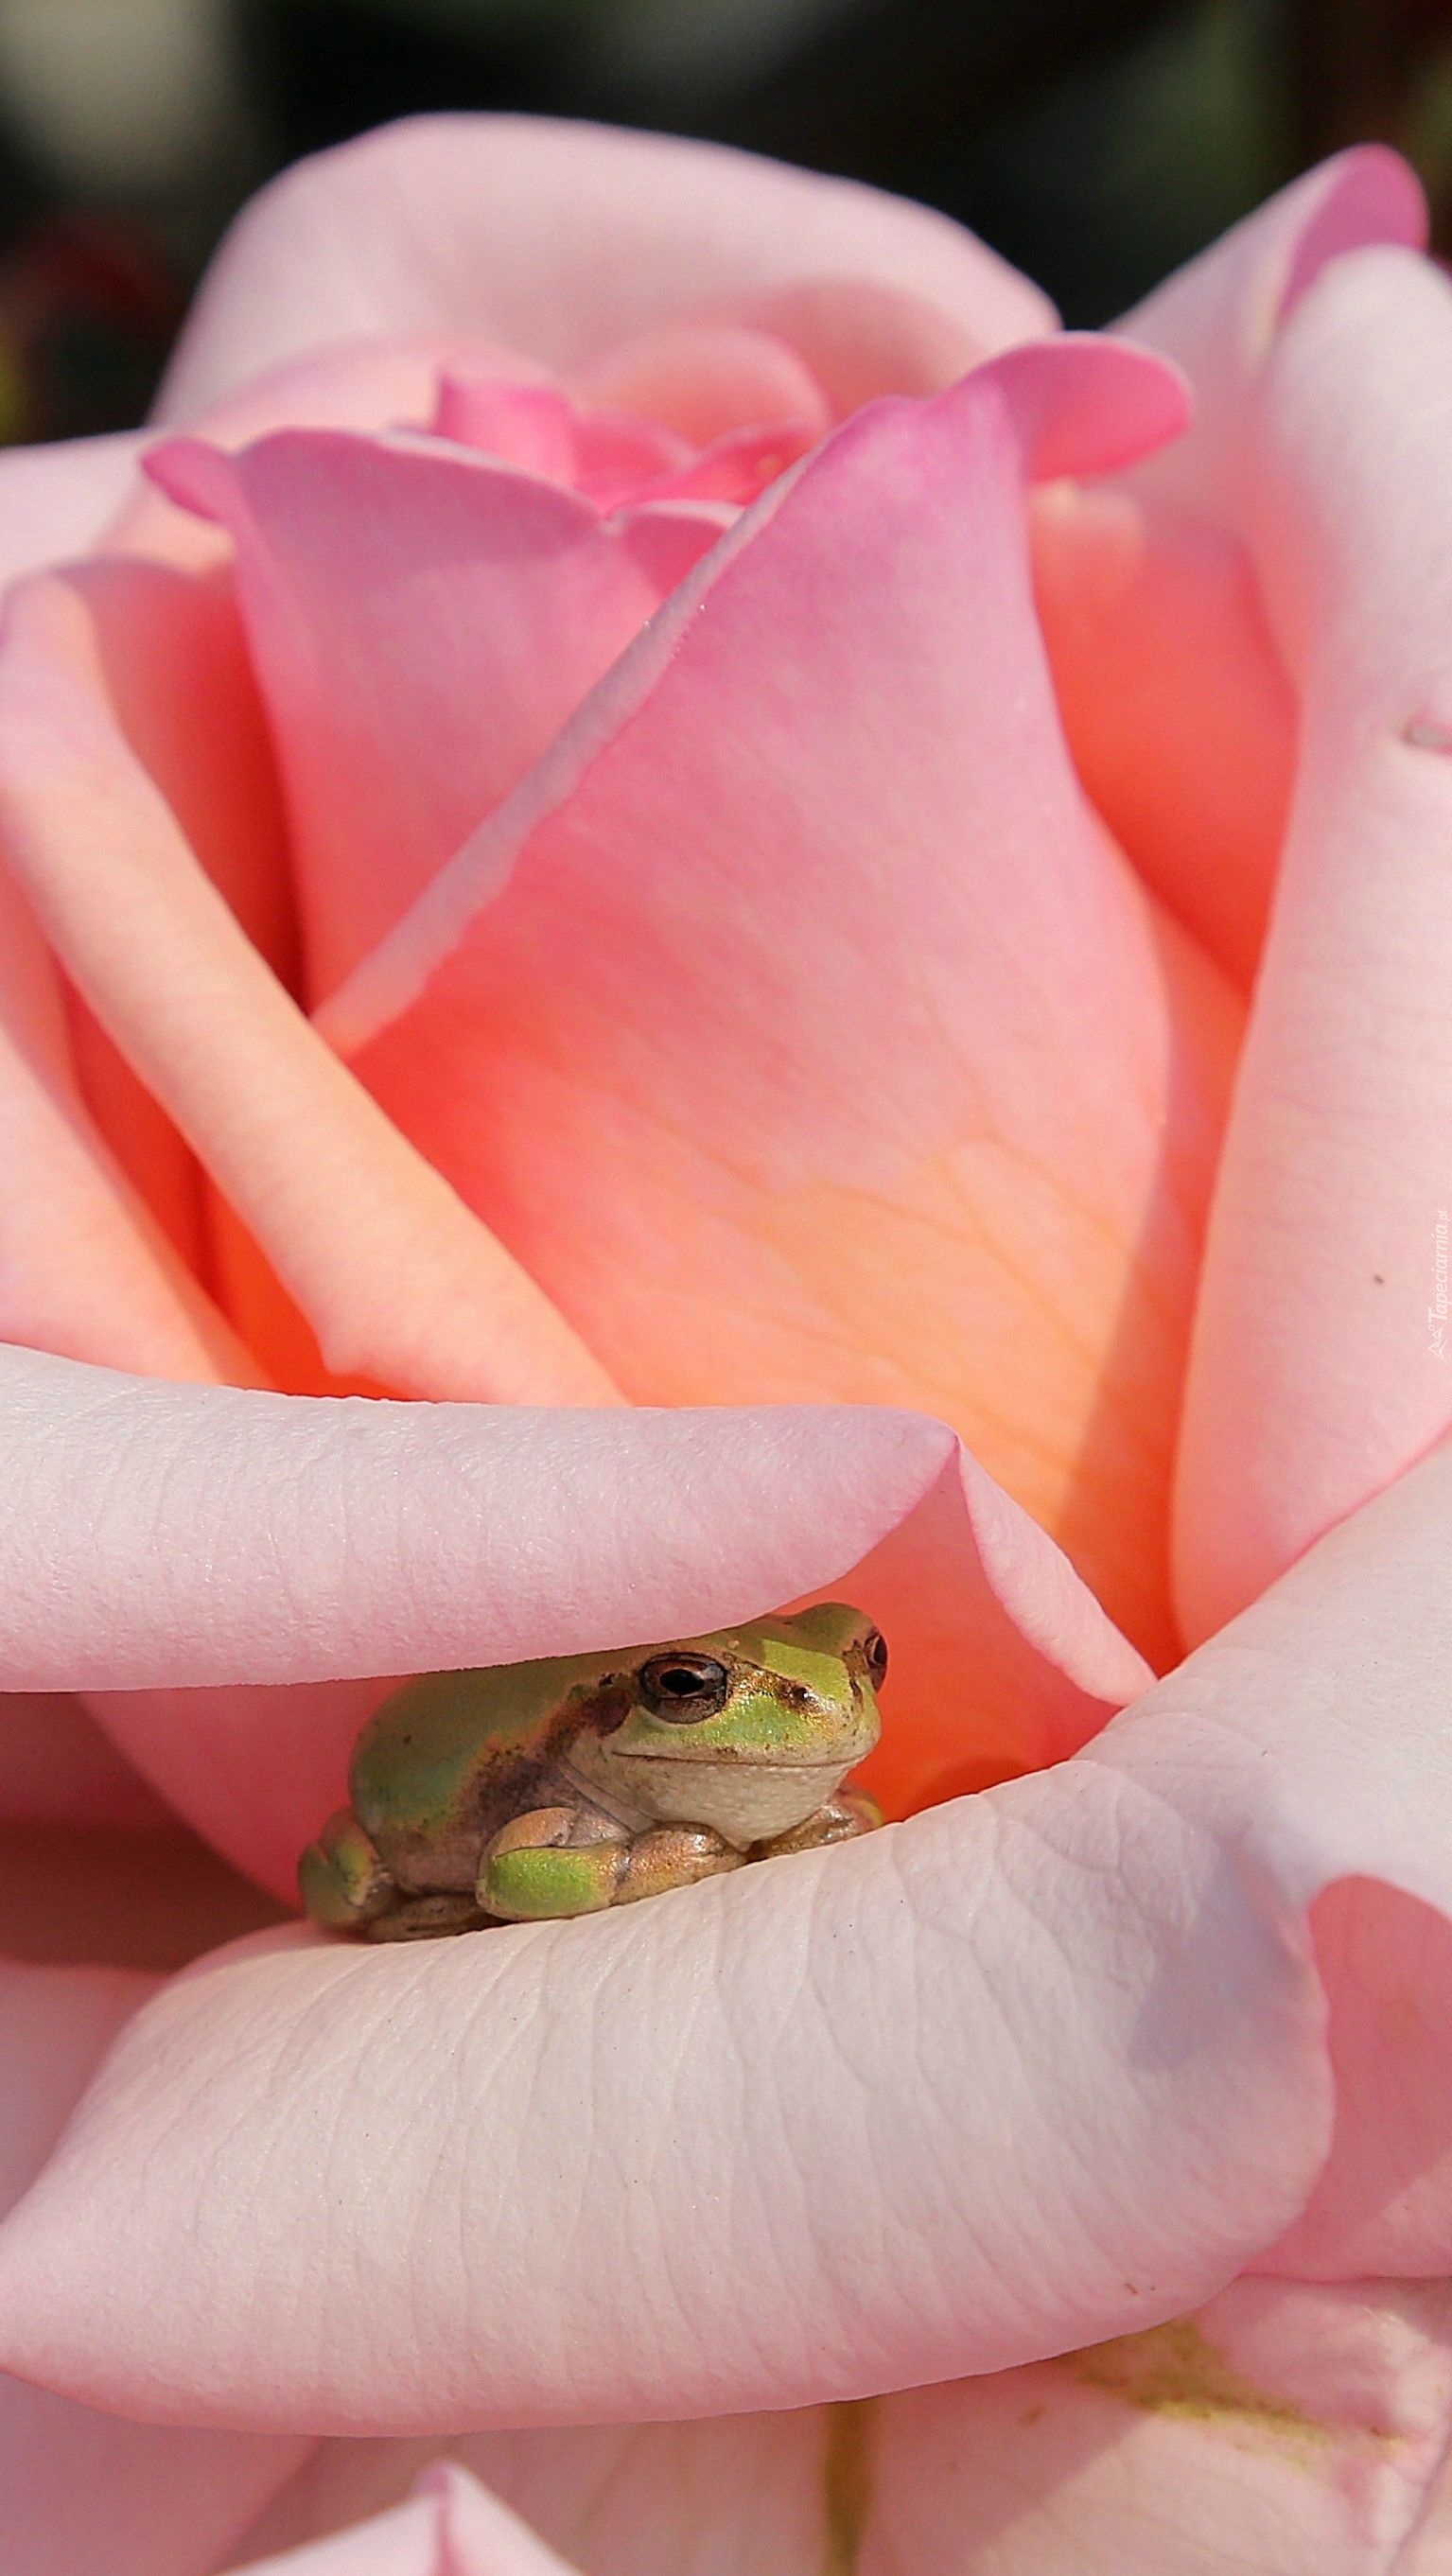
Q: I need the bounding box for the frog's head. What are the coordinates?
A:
[582,1603,885,1849]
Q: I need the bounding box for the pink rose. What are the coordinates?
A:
[2,114,1451,2574]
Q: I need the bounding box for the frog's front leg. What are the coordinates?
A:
[754,1789,883,1862]
[480,1805,743,1921]
[298,1808,395,1932]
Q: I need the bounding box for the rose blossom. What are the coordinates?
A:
[1,111,1451,2573]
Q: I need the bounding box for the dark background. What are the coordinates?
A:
[0,0,1443,442]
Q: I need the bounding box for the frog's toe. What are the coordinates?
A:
[757,1790,883,1860]
[298,1810,394,1931]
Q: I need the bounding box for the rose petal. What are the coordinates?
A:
[0,430,148,590]
[571,322,830,446]
[116,334,534,577]
[0,1343,1146,1887]
[1120,146,1426,531]
[0,1956,306,2575]
[154,116,1053,424]
[1031,484,1296,986]
[0,1820,286,1972]
[0,847,254,1380]
[434,375,688,488]
[1061,147,1425,992]
[2,1409,1447,2434]
[1163,248,1452,1638]
[234,2282,1452,2575]
[145,429,691,997]
[234,2464,582,2576]
[0,568,618,1405]
[0,1692,171,1831]
[322,339,1232,1668]
[720,273,1000,412]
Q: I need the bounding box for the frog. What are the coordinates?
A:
[298,1602,886,1938]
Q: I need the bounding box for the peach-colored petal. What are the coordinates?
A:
[1031,483,1296,986]
[154,116,1054,424]
[0,849,255,1381]
[5,1424,1452,2434]
[323,339,1233,1667]
[145,429,693,997]
[235,2464,582,2576]
[0,567,618,1404]
[0,1344,1146,1888]
[234,2282,1452,2575]
[571,321,830,444]
[1166,248,1452,1638]
[722,273,998,412]
[0,1956,307,2576]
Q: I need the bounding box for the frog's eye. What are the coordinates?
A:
[639,1653,731,1720]
[864,1628,888,1687]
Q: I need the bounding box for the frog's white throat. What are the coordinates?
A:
[558,1740,850,1850]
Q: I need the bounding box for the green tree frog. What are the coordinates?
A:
[299,1603,886,1938]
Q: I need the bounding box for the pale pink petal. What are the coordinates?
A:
[1031,483,1296,985]
[145,429,686,996]
[234,2466,582,2576]
[0,567,618,1404]
[154,116,1054,425]
[0,1343,1145,1888]
[242,2283,1452,2574]
[0,1957,306,2576]
[0,429,148,589]
[321,339,1232,1669]
[1120,145,1426,529]
[2,1399,1448,2435]
[571,322,830,445]
[1164,248,1452,1638]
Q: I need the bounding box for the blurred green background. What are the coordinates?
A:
[0,0,1441,441]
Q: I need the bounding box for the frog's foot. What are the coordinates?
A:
[754,1789,883,1862]
[480,1806,743,1920]
[298,1809,396,1933]
[364,1891,488,1943]
[613,1824,746,1907]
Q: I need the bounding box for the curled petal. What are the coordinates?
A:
[154,115,1053,423]
[0,1344,1146,1885]
[1,1416,1448,2433]
[1163,249,1452,1637]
